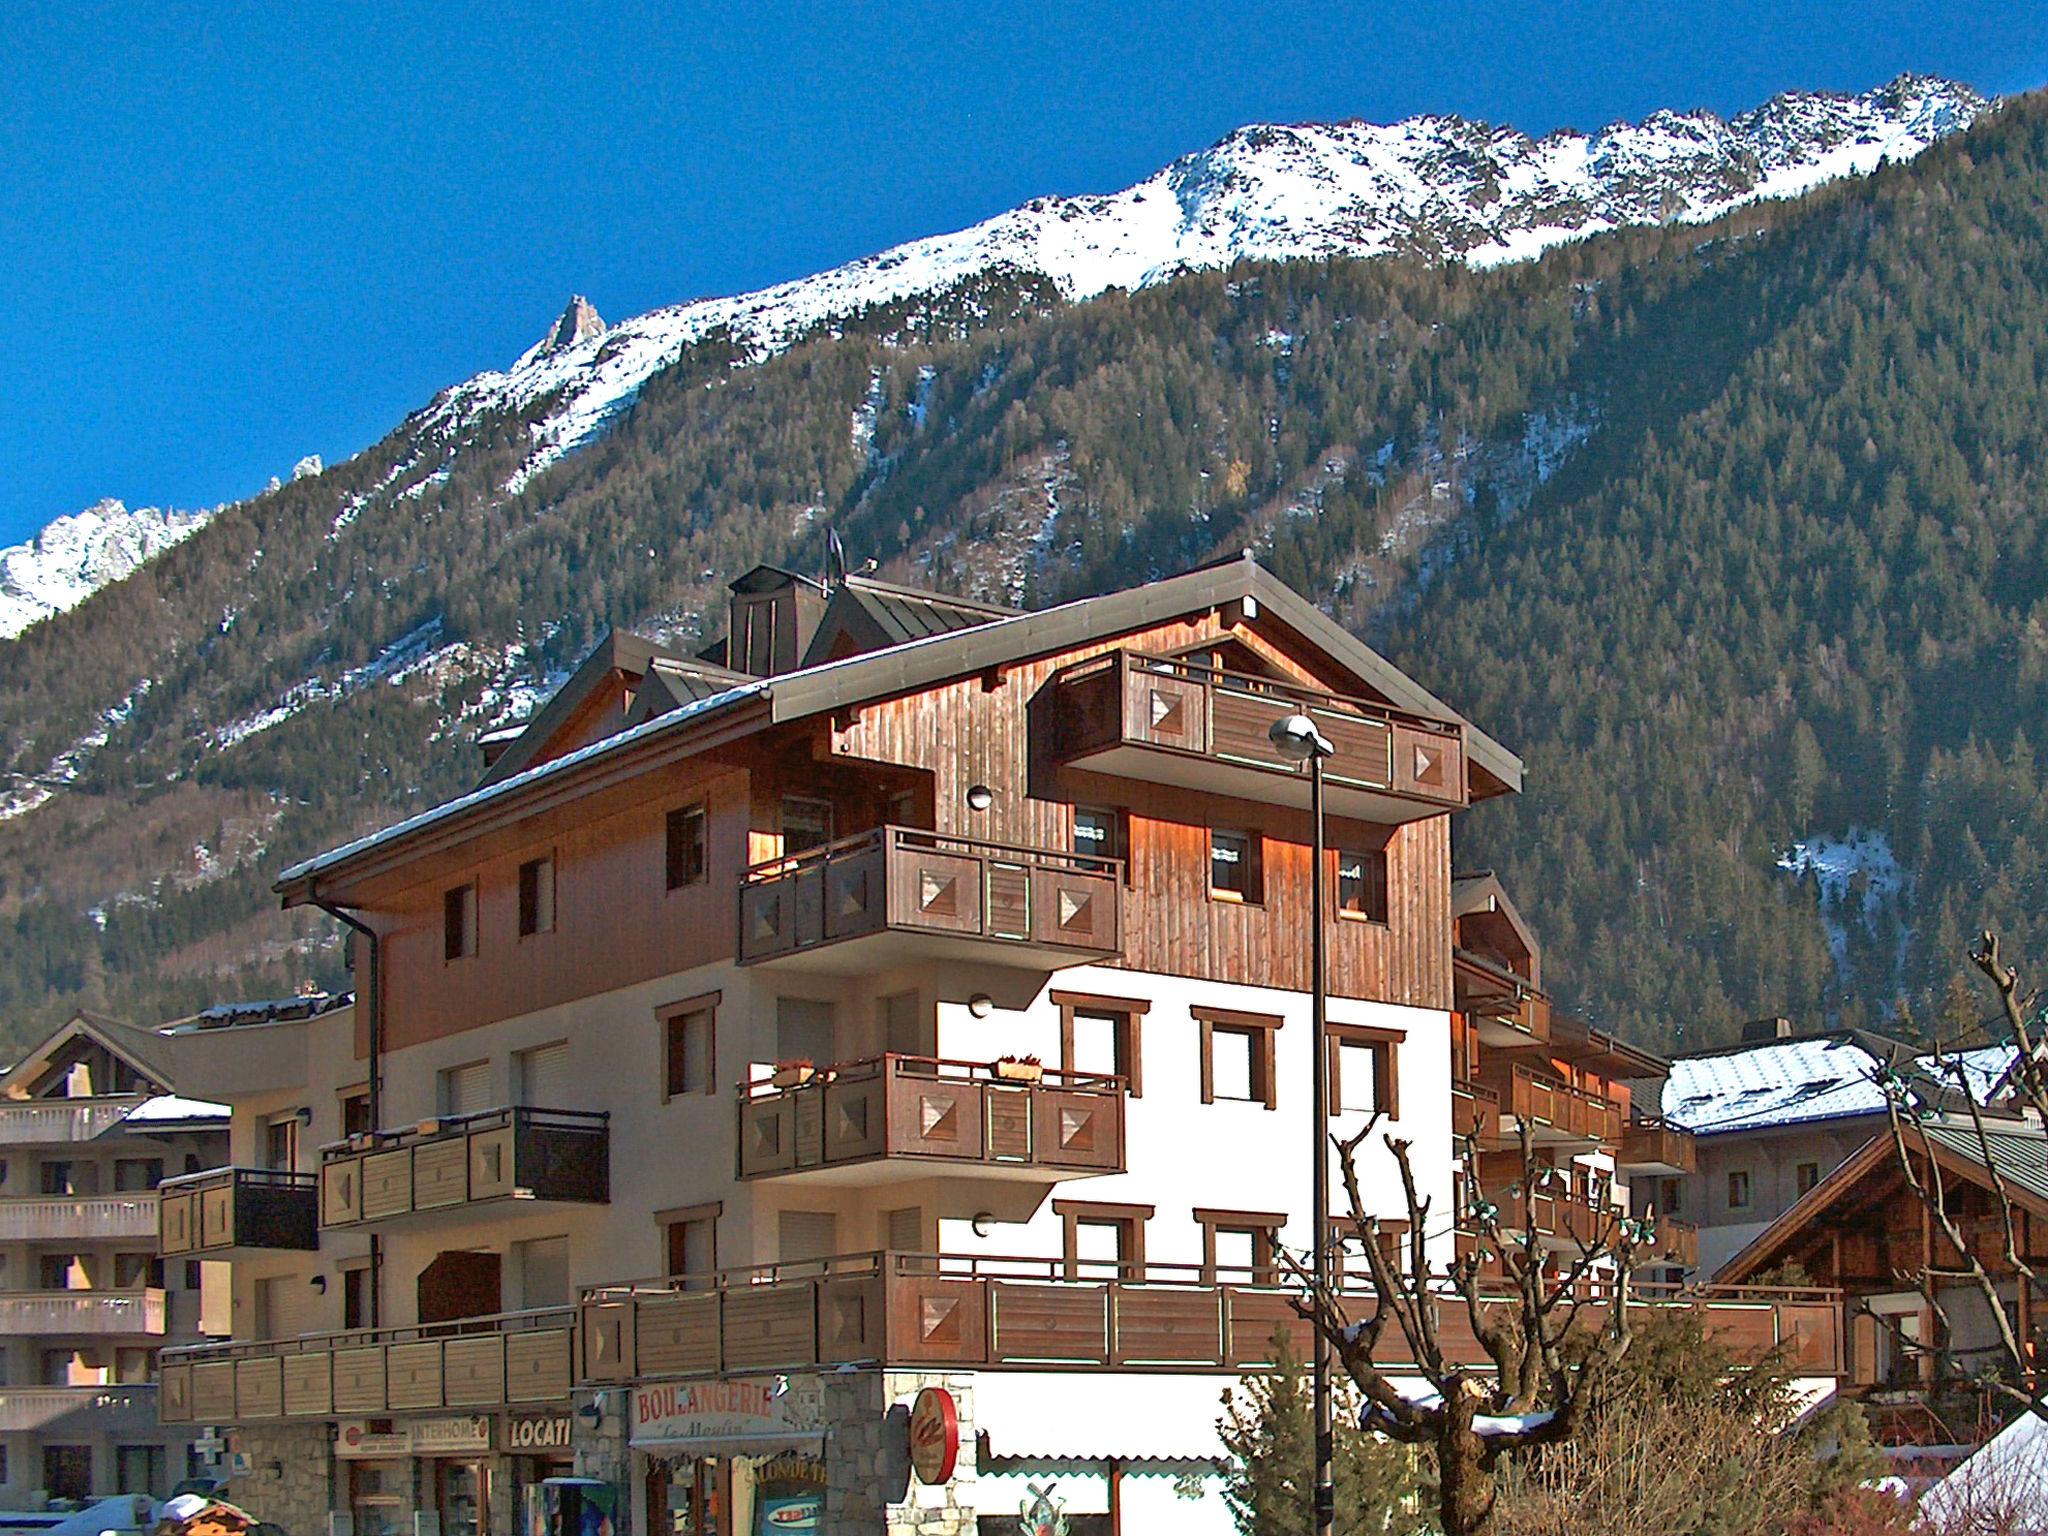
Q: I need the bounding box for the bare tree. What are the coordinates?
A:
[1286,1117,1654,1536]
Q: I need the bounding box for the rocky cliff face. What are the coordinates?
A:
[0,499,217,639]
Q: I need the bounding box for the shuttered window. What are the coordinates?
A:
[885,1207,922,1252]
[778,1210,838,1264]
[516,1042,571,1108]
[439,1061,491,1118]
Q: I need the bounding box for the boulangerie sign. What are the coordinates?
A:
[629,1375,826,1450]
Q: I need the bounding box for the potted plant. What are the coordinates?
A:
[771,1059,816,1090]
[992,1054,1044,1084]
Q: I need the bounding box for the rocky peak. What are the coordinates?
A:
[537,295,606,357]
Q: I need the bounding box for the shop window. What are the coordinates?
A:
[1195,1207,1284,1284]
[1337,847,1389,923]
[1330,1026,1401,1118]
[1054,1199,1153,1280]
[662,995,719,1099]
[665,804,708,890]
[1209,829,1263,903]
[518,856,556,936]
[443,882,478,961]
[1054,990,1148,1096]
[1195,1007,1280,1108]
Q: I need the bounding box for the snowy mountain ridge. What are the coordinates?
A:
[434,73,1985,489]
[0,500,218,640]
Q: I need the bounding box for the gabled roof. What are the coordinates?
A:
[477,629,697,789]
[801,574,1016,662]
[1717,1120,2048,1283]
[276,554,1522,899]
[0,1010,174,1099]
[621,656,756,728]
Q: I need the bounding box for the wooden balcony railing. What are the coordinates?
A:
[1658,1218,1700,1271]
[0,1099,139,1144]
[1498,1064,1623,1146]
[737,1055,1125,1181]
[1451,1080,1508,1152]
[0,1386,159,1434]
[0,1288,166,1336]
[0,1196,157,1243]
[160,1168,319,1257]
[320,1106,609,1231]
[1042,649,1468,824]
[579,1251,1844,1383]
[1618,1115,1698,1175]
[157,1306,574,1425]
[738,826,1121,971]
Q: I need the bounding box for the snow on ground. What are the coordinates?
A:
[1777,828,1909,969]
[0,501,217,639]
[0,678,155,821]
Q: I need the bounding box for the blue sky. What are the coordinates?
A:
[0,0,2041,546]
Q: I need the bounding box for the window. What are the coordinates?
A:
[1054,991,1148,1096]
[1796,1161,1822,1197]
[662,994,720,1099]
[112,1158,163,1192]
[1657,1176,1682,1216]
[1330,1025,1402,1118]
[443,882,478,961]
[42,1349,84,1386]
[1337,847,1389,923]
[662,1203,720,1290]
[1727,1169,1752,1210]
[114,1348,153,1384]
[341,1261,372,1330]
[114,1253,161,1289]
[518,856,556,936]
[879,992,924,1058]
[43,1447,90,1503]
[665,805,707,890]
[1073,807,1126,870]
[775,996,835,1066]
[40,1254,81,1289]
[1209,829,1262,902]
[264,1115,299,1173]
[781,797,834,856]
[513,1237,570,1309]
[39,1160,80,1196]
[778,1210,839,1264]
[183,1261,201,1291]
[1055,1199,1153,1280]
[115,1444,166,1498]
[1195,1007,1280,1108]
[883,1206,923,1253]
[438,1061,491,1118]
[1195,1208,1284,1284]
[515,1041,571,1106]
[340,1087,372,1138]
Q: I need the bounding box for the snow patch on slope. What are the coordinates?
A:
[0,501,217,639]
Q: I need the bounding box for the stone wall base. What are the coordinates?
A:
[223,1422,333,1536]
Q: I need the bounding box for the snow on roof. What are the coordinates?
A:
[1663,1035,2017,1135]
[1917,1402,2048,1529]
[120,1094,229,1125]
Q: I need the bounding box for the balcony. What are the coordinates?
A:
[160,1168,319,1257]
[320,1107,609,1231]
[158,1307,574,1424]
[1494,1064,1623,1147]
[1656,1218,1700,1271]
[737,1055,1125,1184]
[579,1251,1843,1382]
[1618,1115,1697,1175]
[0,1288,166,1336]
[1041,650,1468,824]
[1451,1080,1509,1152]
[0,1386,159,1434]
[738,826,1121,974]
[0,1196,157,1243]
[0,1099,138,1144]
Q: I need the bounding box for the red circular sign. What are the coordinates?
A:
[908,1387,959,1485]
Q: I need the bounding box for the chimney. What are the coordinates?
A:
[1740,1016,1796,1044]
[725,566,829,677]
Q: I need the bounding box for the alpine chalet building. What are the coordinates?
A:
[156,556,1839,1536]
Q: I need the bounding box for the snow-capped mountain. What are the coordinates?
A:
[0,499,217,639]
[439,74,1984,488]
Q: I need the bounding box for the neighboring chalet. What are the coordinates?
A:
[155,556,1840,1536]
[0,1011,227,1504]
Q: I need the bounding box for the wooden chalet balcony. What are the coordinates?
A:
[157,1306,574,1425]
[1042,649,1468,824]
[1618,1115,1698,1175]
[1451,1080,1509,1152]
[1496,1064,1623,1147]
[0,1098,137,1144]
[320,1106,609,1231]
[0,1288,166,1336]
[1658,1218,1700,1271]
[160,1168,319,1257]
[738,826,1121,974]
[0,1386,158,1434]
[579,1251,1844,1382]
[0,1196,157,1243]
[737,1055,1125,1184]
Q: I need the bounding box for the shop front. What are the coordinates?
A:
[334,1413,602,1536]
[628,1377,829,1536]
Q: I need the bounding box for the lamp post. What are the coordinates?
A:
[1270,711,1337,1536]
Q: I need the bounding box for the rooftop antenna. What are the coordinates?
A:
[825,528,848,588]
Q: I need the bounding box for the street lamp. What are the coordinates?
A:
[1269,711,1337,1536]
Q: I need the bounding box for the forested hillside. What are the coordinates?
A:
[2,92,2044,1053]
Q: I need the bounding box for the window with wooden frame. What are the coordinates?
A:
[517,855,556,937]
[1209,828,1263,903]
[1072,806,1127,874]
[339,1086,371,1139]
[659,1201,720,1290]
[661,992,720,1100]
[665,804,708,890]
[1195,1207,1284,1284]
[1328,1024,1402,1118]
[1053,1198,1153,1280]
[1335,846,1389,924]
[1330,1214,1409,1284]
[1727,1169,1752,1210]
[1053,990,1148,1096]
[781,796,835,857]
[1195,1006,1280,1108]
[442,882,478,961]
[1795,1162,1821,1197]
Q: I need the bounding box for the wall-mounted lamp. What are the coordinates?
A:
[967,994,994,1019]
[264,1461,284,1479]
[294,1106,314,1126]
[965,784,993,812]
[971,1212,996,1238]
[308,1274,327,1294]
